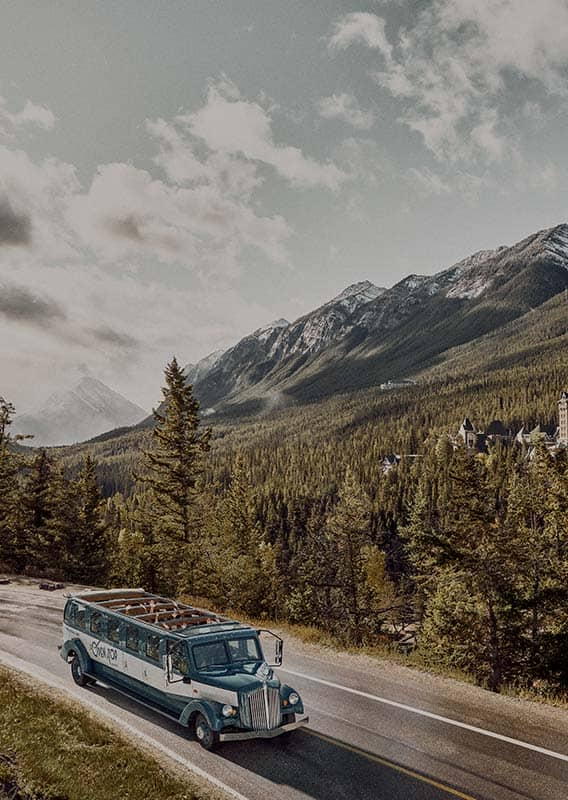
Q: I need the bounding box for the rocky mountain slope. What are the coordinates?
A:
[13,376,147,447]
[189,223,568,412]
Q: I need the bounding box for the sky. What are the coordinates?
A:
[1,0,568,412]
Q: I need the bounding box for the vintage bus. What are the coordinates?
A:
[61,588,308,749]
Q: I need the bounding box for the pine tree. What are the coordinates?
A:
[326,468,373,644]
[0,398,26,570]
[140,357,211,593]
[207,456,275,616]
[23,449,57,575]
[505,445,568,681]
[72,455,108,584]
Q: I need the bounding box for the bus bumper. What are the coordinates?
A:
[219,716,309,742]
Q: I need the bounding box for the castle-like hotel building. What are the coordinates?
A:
[458,391,568,452]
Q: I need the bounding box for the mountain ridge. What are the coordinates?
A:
[188,222,568,412]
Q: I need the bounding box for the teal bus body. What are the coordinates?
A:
[61,588,307,749]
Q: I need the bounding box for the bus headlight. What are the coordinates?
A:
[222,704,236,717]
[288,692,300,706]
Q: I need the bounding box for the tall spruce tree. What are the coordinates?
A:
[72,454,108,584]
[327,468,374,644]
[0,398,26,570]
[24,449,57,575]
[505,444,568,680]
[406,442,517,690]
[140,357,211,593]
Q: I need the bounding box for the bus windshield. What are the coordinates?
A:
[193,637,262,671]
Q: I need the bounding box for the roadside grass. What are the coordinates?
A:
[185,595,568,710]
[0,666,224,800]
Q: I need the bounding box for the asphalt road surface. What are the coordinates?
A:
[1,580,568,800]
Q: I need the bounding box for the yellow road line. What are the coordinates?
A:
[305,729,477,800]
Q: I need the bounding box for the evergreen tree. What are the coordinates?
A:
[206,456,277,616]
[72,455,108,583]
[23,449,57,575]
[406,443,517,690]
[505,445,568,681]
[326,468,374,644]
[0,398,26,570]
[140,358,211,593]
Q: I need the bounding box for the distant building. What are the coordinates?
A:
[559,391,568,445]
[456,391,567,454]
[380,379,417,390]
[381,454,400,473]
[458,417,478,449]
[380,453,422,473]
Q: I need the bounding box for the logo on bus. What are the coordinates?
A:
[91,640,118,663]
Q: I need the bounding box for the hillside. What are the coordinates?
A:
[51,221,568,494]
[190,223,568,412]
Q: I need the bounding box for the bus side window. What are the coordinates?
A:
[90,610,104,637]
[74,605,87,630]
[125,624,139,653]
[146,633,161,663]
[64,601,75,624]
[107,617,121,644]
[170,642,189,675]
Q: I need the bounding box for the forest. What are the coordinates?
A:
[1,355,568,696]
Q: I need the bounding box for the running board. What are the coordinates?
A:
[85,676,182,725]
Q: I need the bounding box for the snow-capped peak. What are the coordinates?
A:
[253,318,290,341]
[541,223,568,264]
[184,349,225,385]
[326,280,386,313]
[13,377,146,447]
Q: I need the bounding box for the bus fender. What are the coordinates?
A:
[179,699,222,731]
[61,638,92,673]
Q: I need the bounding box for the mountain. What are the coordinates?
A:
[13,377,147,447]
[191,281,386,408]
[183,349,225,386]
[189,223,568,411]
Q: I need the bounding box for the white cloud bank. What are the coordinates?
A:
[0,96,55,138]
[182,78,346,190]
[0,78,348,407]
[329,1,568,164]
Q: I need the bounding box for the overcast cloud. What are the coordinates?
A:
[1,0,567,412]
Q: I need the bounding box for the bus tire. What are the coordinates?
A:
[71,654,92,687]
[194,713,218,751]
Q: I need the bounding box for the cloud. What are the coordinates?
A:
[0,145,80,260]
[0,195,32,246]
[0,283,66,326]
[0,96,56,138]
[328,12,392,58]
[89,324,139,351]
[0,78,349,409]
[184,78,346,190]
[318,93,375,130]
[330,2,568,165]
[68,160,289,270]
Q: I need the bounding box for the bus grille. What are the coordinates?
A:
[241,686,281,730]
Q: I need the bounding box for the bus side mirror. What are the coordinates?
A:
[257,629,284,667]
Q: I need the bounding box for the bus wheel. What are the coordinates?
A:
[194,713,218,751]
[71,655,92,687]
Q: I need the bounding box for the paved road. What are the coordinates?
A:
[1,580,568,800]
